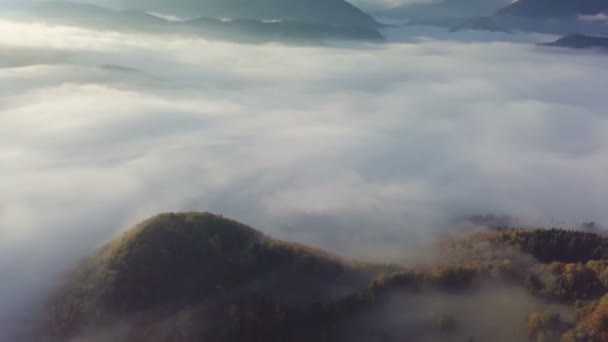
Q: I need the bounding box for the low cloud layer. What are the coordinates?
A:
[1,18,608,340]
[340,285,571,342]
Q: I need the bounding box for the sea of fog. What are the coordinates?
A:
[1,18,608,340]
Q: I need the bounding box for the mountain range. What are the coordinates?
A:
[490,0,608,35]
[123,0,383,29]
[17,0,608,44]
[25,2,383,43]
[377,0,608,36]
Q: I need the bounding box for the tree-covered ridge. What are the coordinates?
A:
[524,261,608,301]
[563,294,608,342]
[497,228,608,263]
[27,214,608,342]
[33,213,373,341]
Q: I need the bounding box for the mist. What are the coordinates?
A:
[1,10,608,341]
[339,285,573,342]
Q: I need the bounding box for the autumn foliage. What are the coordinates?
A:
[25,213,608,342]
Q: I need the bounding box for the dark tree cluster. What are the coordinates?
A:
[498,229,608,263]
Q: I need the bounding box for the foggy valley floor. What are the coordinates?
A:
[1,3,608,341]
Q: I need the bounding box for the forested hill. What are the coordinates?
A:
[25,213,608,342]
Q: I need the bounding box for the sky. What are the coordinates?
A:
[1,11,608,340]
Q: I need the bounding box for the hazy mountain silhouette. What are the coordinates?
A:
[540,34,608,49]
[496,0,608,18]
[440,0,608,36]
[124,0,382,29]
[180,17,383,42]
[27,2,383,43]
[371,0,511,27]
[368,0,607,36]
[450,16,509,33]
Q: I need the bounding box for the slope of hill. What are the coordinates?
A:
[25,213,608,342]
[123,0,382,29]
[540,34,608,49]
[28,212,377,342]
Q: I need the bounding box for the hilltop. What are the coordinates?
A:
[28,212,377,341]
